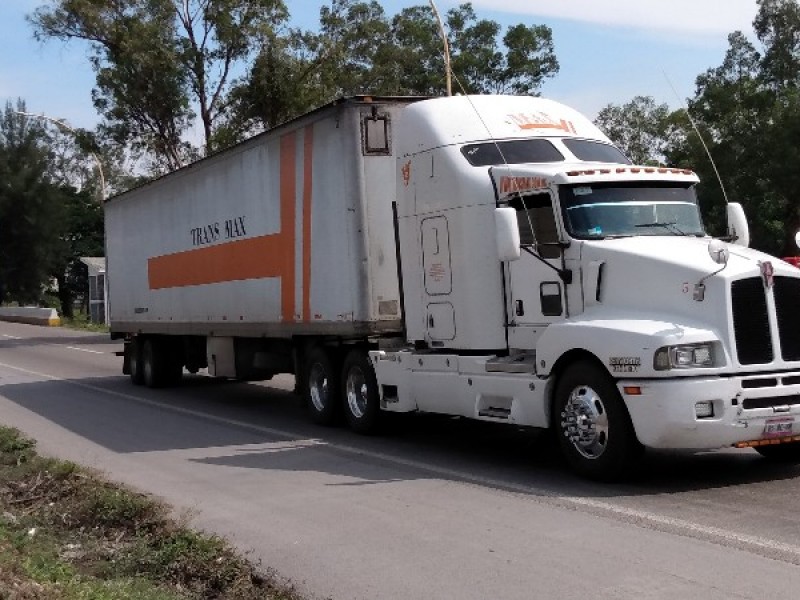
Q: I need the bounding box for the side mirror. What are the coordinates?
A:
[708,239,730,265]
[726,202,750,247]
[794,231,800,251]
[495,207,521,262]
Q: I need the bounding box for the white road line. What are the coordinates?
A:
[1,358,800,563]
[1,333,109,354]
[63,346,106,355]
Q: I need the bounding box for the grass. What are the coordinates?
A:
[59,314,109,333]
[0,426,303,600]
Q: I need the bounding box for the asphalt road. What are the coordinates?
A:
[2,321,800,599]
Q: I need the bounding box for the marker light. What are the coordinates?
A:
[566,167,694,178]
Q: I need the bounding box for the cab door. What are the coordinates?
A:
[504,192,567,349]
[420,215,455,344]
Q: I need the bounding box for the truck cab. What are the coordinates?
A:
[374,95,800,479]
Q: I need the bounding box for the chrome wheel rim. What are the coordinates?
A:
[560,385,609,459]
[308,363,328,412]
[346,366,368,419]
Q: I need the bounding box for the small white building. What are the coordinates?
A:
[80,257,107,323]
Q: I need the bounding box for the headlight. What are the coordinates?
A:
[654,343,717,370]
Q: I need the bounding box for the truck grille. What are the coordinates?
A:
[731,277,773,365]
[775,276,800,361]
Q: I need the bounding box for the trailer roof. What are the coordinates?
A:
[105,96,427,205]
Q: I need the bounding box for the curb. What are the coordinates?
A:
[0,307,61,327]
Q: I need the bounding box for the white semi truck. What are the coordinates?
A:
[106,95,800,479]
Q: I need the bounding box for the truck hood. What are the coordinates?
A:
[580,235,794,281]
[576,235,798,325]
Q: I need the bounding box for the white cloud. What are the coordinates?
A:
[465,0,758,36]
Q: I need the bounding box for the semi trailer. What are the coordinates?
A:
[106,95,800,479]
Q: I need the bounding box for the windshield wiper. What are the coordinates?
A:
[635,221,687,236]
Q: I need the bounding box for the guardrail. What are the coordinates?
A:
[0,307,61,327]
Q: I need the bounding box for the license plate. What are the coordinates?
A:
[763,417,795,438]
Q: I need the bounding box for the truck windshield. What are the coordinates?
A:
[560,183,705,239]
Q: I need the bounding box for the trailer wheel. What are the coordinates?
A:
[142,338,168,388]
[755,442,800,462]
[554,361,642,481]
[128,338,144,386]
[304,347,340,425]
[342,349,381,434]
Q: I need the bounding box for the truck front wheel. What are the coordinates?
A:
[342,349,381,434]
[304,347,341,425]
[554,361,642,481]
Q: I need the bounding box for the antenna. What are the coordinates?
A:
[429,0,452,96]
[664,74,730,205]
[427,14,551,274]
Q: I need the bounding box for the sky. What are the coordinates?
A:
[0,0,761,133]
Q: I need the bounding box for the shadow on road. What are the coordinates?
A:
[0,375,291,453]
[1,373,799,499]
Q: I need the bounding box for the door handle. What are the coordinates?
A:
[515,300,525,316]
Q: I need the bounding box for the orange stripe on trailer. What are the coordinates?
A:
[148,130,301,323]
[280,132,297,322]
[302,126,314,322]
[147,233,291,290]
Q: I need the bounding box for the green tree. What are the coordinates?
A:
[594,96,673,165]
[30,0,288,169]
[0,102,68,305]
[679,32,779,247]
[232,1,559,132]
[752,0,800,254]
[682,0,800,255]
[601,1,800,255]
[224,0,395,136]
[52,189,105,319]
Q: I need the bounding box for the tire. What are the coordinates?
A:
[128,338,144,386]
[304,347,341,425]
[755,442,800,462]
[341,349,381,434]
[142,337,168,389]
[554,360,643,481]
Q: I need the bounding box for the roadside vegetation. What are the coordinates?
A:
[59,313,109,334]
[0,426,302,600]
